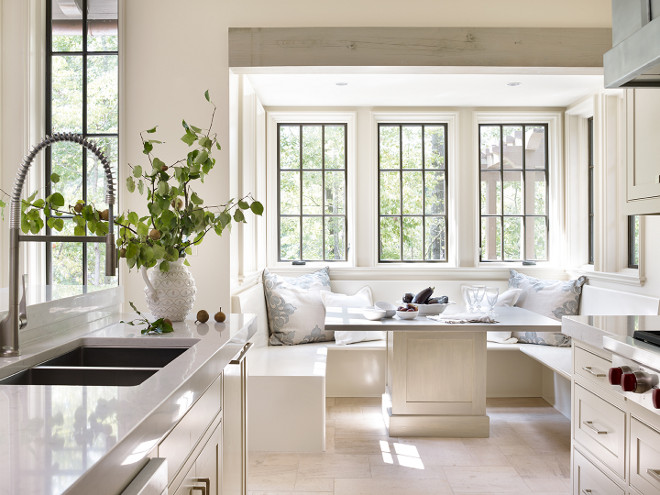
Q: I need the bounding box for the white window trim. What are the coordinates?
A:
[371,111,459,267]
[266,110,357,268]
[473,110,563,268]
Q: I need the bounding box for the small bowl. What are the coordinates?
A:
[363,307,387,321]
[396,310,419,320]
[417,303,450,316]
[374,301,396,318]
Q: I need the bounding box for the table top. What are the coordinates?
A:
[325,306,561,332]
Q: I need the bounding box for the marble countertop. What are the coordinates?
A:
[0,311,256,495]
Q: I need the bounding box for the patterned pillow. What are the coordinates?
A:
[263,267,334,346]
[509,269,586,347]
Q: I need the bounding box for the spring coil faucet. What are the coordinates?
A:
[0,133,117,356]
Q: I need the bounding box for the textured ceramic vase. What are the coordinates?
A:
[141,259,196,321]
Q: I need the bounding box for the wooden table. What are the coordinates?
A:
[324,306,561,438]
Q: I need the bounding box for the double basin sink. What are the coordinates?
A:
[0,342,194,387]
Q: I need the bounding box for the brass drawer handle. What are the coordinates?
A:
[584,420,608,435]
[582,489,592,494]
[230,342,253,365]
[191,477,211,494]
[647,468,660,483]
[582,366,606,378]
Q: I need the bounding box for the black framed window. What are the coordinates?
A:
[46,0,118,286]
[378,124,448,262]
[277,123,347,262]
[629,215,640,269]
[588,117,594,265]
[479,124,549,262]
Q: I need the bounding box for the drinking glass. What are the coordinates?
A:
[463,286,476,313]
[485,287,499,314]
[472,285,486,313]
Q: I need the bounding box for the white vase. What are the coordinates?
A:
[141,259,196,321]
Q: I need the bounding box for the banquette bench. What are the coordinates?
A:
[231,280,660,453]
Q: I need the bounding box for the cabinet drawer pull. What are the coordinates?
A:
[581,490,592,494]
[230,342,253,365]
[192,477,211,494]
[583,420,608,434]
[582,366,606,378]
[648,468,660,483]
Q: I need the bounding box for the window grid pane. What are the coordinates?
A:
[479,123,549,262]
[378,123,448,262]
[277,123,347,262]
[46,0,119,286]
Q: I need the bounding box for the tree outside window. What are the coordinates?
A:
[277,123,347,262]
[46,0,118,286]
[479,124,549,262]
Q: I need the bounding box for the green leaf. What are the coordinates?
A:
[219,211,231,228]
[159,260,170,272]
[73,215,85,227]
[190,192,203,205]
[137,222,149,237]
[47,192,65,208]
[126,243,140,260]
[138,180,144,195]
[238,200,249,210]
[146,126,158,133]
[190,125,202,133]
[126,176,136,193]
[157,180,169,196]
[204,89,210,102]
[52,218,64,231]
[74,225,85,236]
[194,149,208,165]
[250,201,264,215]
[50,173,60,183]
[152,157,166,172]
[216,142,221,151]
[182,119,190,132]
[181,132,196,146]
[133,165,143,178]
[143,141,153,155]
[183,258,190,267]
[185,247,193,255]
[128,211,139,226]
[198,136,212,150]
[234,209,245,223]
[33,198,45,208]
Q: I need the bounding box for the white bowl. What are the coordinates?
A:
[417,303,450,316]
[374,301,396,318]
[396,310,419,320]
[363,307,387,321]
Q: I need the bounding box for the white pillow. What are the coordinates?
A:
[321,287,384,345]
[494,288,523,307]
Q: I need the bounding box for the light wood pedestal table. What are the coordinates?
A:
[325,306,560,438]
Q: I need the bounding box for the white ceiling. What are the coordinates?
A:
[246,71,605,108]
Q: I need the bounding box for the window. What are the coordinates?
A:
[479,124,549,262]
[629,215,639,269]
[587,117,594,265]
[378,124,448,262]
[277,123,347,262]
[46,0,118,286]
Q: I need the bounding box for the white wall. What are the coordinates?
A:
[1,0,614,311]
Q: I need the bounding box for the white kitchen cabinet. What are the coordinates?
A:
[625,88,660,214]
[630,417,660,495]
[172,420,222,495]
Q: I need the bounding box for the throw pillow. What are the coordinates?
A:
[487,288,523,343]
[509,269,586,347]
[263,267,334,345]
[321,287,384,345]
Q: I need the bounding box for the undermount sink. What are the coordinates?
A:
[0,367,159,386]
[0,341,195,387]
[37,346,189,368]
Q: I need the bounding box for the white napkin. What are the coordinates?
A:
[428,313,498,324]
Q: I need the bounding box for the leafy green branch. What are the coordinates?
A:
[121,301,174,335]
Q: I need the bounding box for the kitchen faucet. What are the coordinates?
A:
[0,133,117,356]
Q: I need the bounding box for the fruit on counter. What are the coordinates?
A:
[402,292,414,303]
[214,307,226,322]
[427,295,449,304]
[397,303,419,312]
[412,287,435,304]
[196,309,209,324]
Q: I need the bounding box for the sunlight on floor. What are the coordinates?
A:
[379,440,425,469]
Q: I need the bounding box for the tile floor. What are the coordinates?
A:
[248,397,571,495]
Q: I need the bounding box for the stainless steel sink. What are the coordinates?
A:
[0,366,158,386]
[37,346,189,368]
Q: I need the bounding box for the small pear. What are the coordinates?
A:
[149,229,161,240]
[196,310,209,324]
[99,209,109,221]
[214,307,226,323]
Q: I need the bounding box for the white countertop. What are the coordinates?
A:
[0,311,256,495]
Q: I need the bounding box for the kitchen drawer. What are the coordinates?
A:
[575,345,611,388]
[159,374,222,483]
[574,384,626,479]
[630,416,660,495]
[573,448,624,495]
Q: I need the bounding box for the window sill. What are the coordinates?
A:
[572,267,644,287]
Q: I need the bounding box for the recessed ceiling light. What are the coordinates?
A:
[336,82,348,86]
[506,81,522,87]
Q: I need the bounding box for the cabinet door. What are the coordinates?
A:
[630,417,660,495]
[172,422,222,495]
[573,448,624,495]
[626,88,660,212]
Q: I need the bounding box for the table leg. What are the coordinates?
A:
[382,330,490,437]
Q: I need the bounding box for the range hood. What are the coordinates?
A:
[604,0,660,87]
